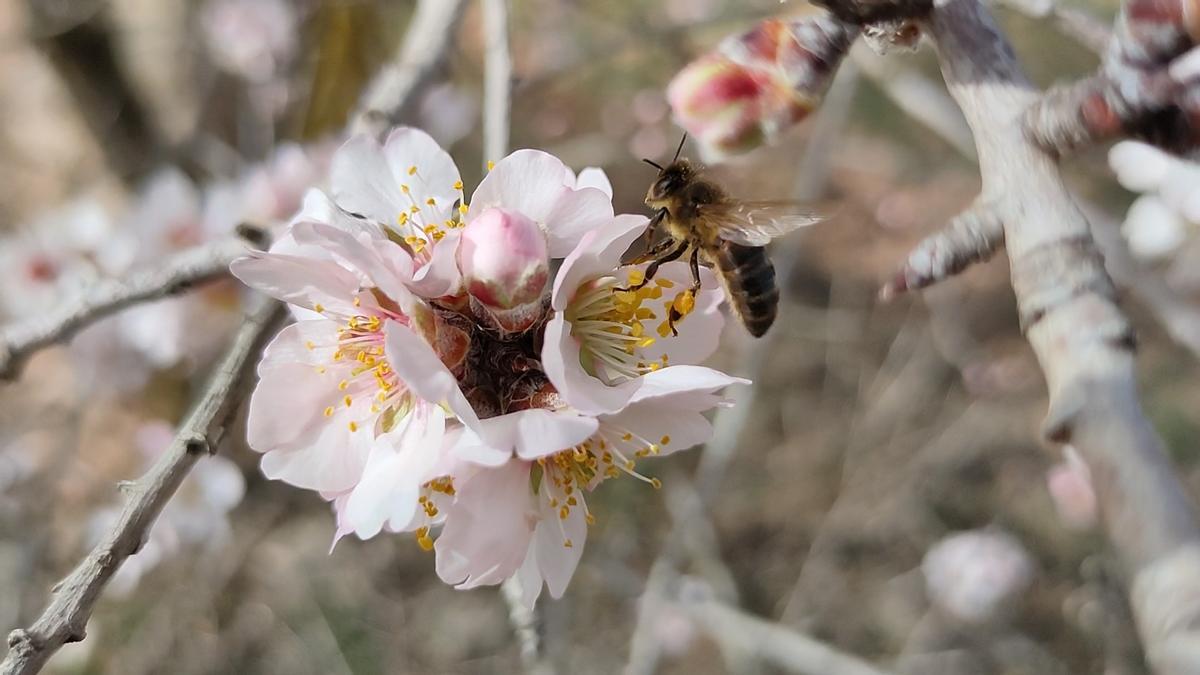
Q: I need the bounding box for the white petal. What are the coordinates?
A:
[435,460,536,588]
[381,126,461,222]
[383,322,481,431]
[230,252,361,313]
[542,315,641,415]
[331,134,408,225]
[551,214,649,310]
[469,149,571,225]
[543,187,617,258]
[1123,195,1187,259]
[533,487,587,598]
[574,167,613,198]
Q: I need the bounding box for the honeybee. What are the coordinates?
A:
[625,139,821,338]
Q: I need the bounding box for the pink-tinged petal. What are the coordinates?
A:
[448,410,596,465]
[574,167,613,198]
[469,150,571,226]
[512,547,544,608]
[246,361,330,452]
[435,460,536,589]
[449,424,512,467]
[344,405,447,539]
[381,127,460,222]
[603,400,714,457]
[290,222,416,308]
[383,322,480,430]
[533,488,587,598]
[635,262,724,365]
[410,229,463,298]
[329,491,354,552]
[543,187,617,258]
[551,215,649,310]
[231,252,360,313]
[258,411,373,492]
[331,135,407,226]
[258,320,338,367]
[542,315,641,415]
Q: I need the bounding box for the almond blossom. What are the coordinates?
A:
[234,127,746,604]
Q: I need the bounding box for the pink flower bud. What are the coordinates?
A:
[1046,446,1098,530]
[458,207,549,333]
[666,17,856,161]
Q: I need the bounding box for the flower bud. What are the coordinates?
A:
[667,16,857,161]
[922,529,1034,625]
[457,207,549,333]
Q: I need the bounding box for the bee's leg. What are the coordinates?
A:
[667,248,703,336]
[616,240,685,292]
[626,209,670,264]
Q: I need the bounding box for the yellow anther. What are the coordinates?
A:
[459,203,469,214]
[626,269,646,287]
[673,290,696,316]
[408,165,417,175]
[315,366,327,374]
[338,380,349,391]
[650,477,663,489]
[305,340,315,351]
[410,205,420,214]
[656,278,675,288]
[660,435,671,445]
[657,321,672,338]
[453,180,463,190]
[344,395,353,407]
[397,212,409,225]
[314,303,325,313]
[487,160,496,171]
[622,433,633,441]
[563,539,574,548]
[324,406,334,417]
[559,506,569,520]
[416,527,434,551]
[401,184,411,193]
[353,296,361,307]
[426,197,437,206]
[567,496,578,506]
[348,421,358,432]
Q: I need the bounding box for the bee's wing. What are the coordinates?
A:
[706,201,823,247]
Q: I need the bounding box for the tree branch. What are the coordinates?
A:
[482,0,513,168]
[349,0,469,139]
[0,297,287,675]
[921,1,1200,672]
[878,200,1005,300]
[1023,0,1199,156]
[0,230,264,382]
[680,595,898,675]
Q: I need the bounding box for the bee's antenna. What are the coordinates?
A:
[672,133,687,162]
[642,158,664,171]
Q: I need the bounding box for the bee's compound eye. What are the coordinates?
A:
[654,176,675,196]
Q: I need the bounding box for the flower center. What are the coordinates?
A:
[566,268,697,384]
[535,422,669,548]
[391,168,468,257]
[308,298,411,433]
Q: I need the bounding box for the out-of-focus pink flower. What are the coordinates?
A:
[667,17,856,161]
[458,208,549,333]
[1046,446,1098,530]
[922,528,1035,625]
[417,83,479,148]
[201,0,297,83]
[241,142,335,226]
[542,215,725,415]
[0,198,109,318]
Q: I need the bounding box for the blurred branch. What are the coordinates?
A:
[482,0,513,167]
[860,40,1200,361]
[0,230,265,382]
[992,0,1111,54]
[24,1,168,183]
[681,596,898,675]
[350,0,469,138]
[0,297,287,675]
[1023,0,1198,157]
[915,0,1200,672]
[879,199,1004,300]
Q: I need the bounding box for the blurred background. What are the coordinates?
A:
[2,0,1199,673]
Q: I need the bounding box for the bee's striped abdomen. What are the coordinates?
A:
[715,241,778,338]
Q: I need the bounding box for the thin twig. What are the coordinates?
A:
[482,0,513,168]
[350,0,469,139]
[681,597,899,675]
[992,0,1112,54]
[878,199,1005,300]
[0,231,264,381]
[0,297,287,675]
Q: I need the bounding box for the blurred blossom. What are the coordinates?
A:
[666,17,855,161]
[922,528,1035,624]
[0,198,111,318]
[1046,446,1098,530]
[90,420,245,597]
[1122,195,1188,260]
[664,0,719,24]
[241,141,336,226]
[417,83,479,148]
[201,0,297,84]
[233,127,743,605]
[632,89,668,126]
[1109,141,1200,260]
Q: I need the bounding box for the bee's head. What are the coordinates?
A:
[643,159,693,207]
